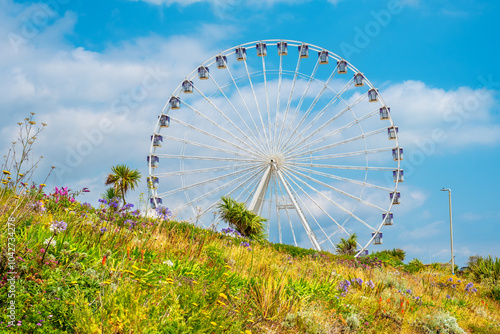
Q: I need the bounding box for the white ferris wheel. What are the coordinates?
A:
[148,39,403,256]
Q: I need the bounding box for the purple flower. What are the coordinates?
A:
[100,227,107,234]
[155,206,172,220]
[367,280,375,289]
[98,198,108,205]
[37,323,42,326]
[472,288,478,293]
[446,295,451,299]
[406,289,412,294]
[465,282,474,291]
[50,221,67,234]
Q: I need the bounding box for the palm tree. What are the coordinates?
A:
[217,196,267,242]
[105,164,141,206]
[335,233,358,256]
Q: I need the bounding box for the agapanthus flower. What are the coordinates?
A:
[155,206,172,220]
[50,221,67,234]
[367,280,375,289]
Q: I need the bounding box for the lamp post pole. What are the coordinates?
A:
[441,188,454,275]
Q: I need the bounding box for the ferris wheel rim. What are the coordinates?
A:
[148,39,402,255]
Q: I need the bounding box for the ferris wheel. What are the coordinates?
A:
[147,39,403,255]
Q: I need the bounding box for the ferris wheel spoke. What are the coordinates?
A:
[280,168,350,240]
[279,169,339,248]
[285,165,387,213]
[261,55,272,146]
[277,58,320,151]
[169,117,262,158]
[207,73,267,156]
[274,165,321,250]
[156,154,255,163]
[153,163,258,178]
[161,134,255,159]
[190,87,269,156]
[283,94,369,155]
[272,53,284,152]
[158,165,259,198]
[275,55,302,155]
[283,77,356,151]
[191,166,266,225]
[181,100,261,155]
[292,147,393,162]
[288,126,386,160]
[243,58,271,152]
[283,166,376,231]
[292,165,394,192]
[173,167,261,213]
[288,162,393,171]
[223,63,269,151]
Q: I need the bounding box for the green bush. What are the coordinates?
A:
[466,255,500,282]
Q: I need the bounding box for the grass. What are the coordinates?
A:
[1,182,500,333]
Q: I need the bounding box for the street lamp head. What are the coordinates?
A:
[441,188,450,192]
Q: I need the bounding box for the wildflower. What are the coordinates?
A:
[50,221,67,234]
[219,292,228,300]
[3,170,11,175]
[155,206,172,220]
[37,323,41,326]
[43,238,56,247]
[210,322,217,326]
[447,277,453,282]
[163,260,174,266]
[100,227,107,234]
[82,187,90,193]
[446,295,451,299]
[102,255,107,266]
[472,288,478,293]
[465,282,474,291]
[40,183,46,187]
[367,280,375,289]
[406,289,412,295]
[18,173,24,177]
[98,198,108,205]
[40,248,45,253]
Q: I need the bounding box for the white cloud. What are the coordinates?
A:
[382,80,499,150]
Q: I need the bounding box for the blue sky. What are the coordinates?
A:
[1,0,499,266]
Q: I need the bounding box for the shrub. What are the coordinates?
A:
[466,255,500,282]
[217,196,267,241]
[417,311,466,334]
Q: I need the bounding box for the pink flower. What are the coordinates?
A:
[40,248,45,253]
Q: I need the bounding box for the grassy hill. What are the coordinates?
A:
[1,182,500,333]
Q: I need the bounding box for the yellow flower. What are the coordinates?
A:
[13,196,20,200]
[29,121,36,125]
[3,170,11,175]
[2,181,7,184]
[210,322,217,326]
[18,173,24,177]
[192,303,198,306]
[216,300,226,306]
[245,331,252,334]
[219,292,228,300]
[40,184,46,187]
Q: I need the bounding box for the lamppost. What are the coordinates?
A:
[441,188,454,274]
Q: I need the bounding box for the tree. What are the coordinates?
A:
[335,233,358,256]
[217,196,267,242]
[105,164,141,206]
